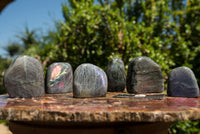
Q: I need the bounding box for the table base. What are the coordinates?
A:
[9,121,171,134]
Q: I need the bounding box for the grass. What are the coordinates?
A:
[0,120,9,126]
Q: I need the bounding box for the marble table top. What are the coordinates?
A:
[0,92,200,123]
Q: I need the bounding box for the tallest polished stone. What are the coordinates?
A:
[4,55,45,98]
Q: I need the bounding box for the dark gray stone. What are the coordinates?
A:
[126,56,164,93]
[46,62,73,94]
[73,63,108,98]
[106,58,126,92]
[3,55,45,98]
[167,67,199,98]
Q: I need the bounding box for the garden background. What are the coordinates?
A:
[1,0,200,133]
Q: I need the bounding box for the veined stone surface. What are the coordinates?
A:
[3,55,45,98]
[106,58,126,92]
[73,63,108,98]
[167,67,199,98]
[126,56,164,93]
[46,62,73,94]
[0,93,200,123]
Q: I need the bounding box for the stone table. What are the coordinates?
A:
[0,92,200,134]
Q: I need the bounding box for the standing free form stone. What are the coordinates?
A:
[46,62,73,93]
[167,67,199,98]
[73,63,108,98]
[126,56,164,93]
[106,58,126,92]
[3,55,45,98]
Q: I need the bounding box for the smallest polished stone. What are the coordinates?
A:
[106,58,126,92]
[168,66,199,98]
[73,63,108,98]
[46,62,73,93]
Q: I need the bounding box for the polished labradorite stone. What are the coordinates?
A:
[126,56,164,93]
[73,63,108,98]
[168,67,199,98]
[46,62,73,93]
[106,58,126,92]
[4,55,45,98]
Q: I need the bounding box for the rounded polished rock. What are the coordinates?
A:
[46,62,73,94]
[106,58,126,92]
[126,56,164,93]
[167,67,199,98]
[4,55,45,98]
[73,63,108,98]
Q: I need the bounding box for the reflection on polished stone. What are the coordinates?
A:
[168,66,199,98]
[46,62,73,94]
[126,56,164,93]
[106,58,126,92]
[3,55,45,98]
[73,63,108,98]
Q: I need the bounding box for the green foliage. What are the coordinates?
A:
[0,120,9,126]
[3,0,200,88]
[16,26,39,50]
[0,56,11,94]
[4,42,22,57]
[12,1,199,84]
[170,120,200,134]
[2,0,200,133]
[12,0,200,85]
[0,26,39,94]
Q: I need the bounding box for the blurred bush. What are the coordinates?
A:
[170,120,200,134]
[20,0,200,83]
[1,0,200,133]
[0,56,11,94]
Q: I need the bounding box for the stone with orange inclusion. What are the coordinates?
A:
[46,62,73,94]
[50,65,62,81]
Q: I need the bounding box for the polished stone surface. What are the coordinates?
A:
[73,64,108,98]
[106,58,126,92]
[127,56,164,93]
[46,62,73,94]
[168,67,199,98]
[3,55,45,98]
[0,93,200,122]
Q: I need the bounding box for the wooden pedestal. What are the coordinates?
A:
[9,121,171,134]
